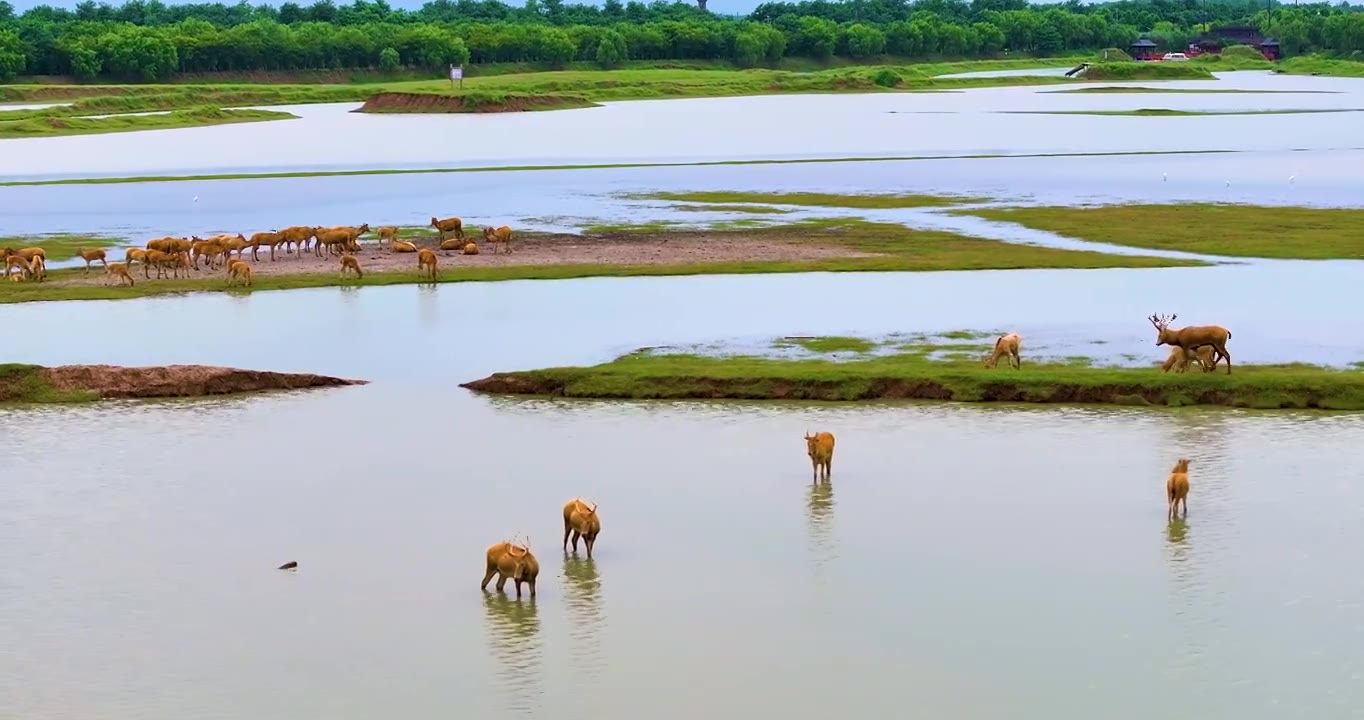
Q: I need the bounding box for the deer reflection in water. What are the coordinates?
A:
[563,552,607,687]
[482,592,543,716]
[806,479,838,594]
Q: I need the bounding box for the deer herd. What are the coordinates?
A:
[1,216,515,288]
[982,313,1233,376]
[479,497,602,600]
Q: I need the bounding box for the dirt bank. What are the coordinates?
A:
[356,91,598,114]
[460,372,1356,409]
[0,363,365,402]
[44,230,875,288]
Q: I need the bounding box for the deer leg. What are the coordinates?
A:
[571,530,581,553]
[480,562,497,591]
[1218,344,1232,375]
[495,572,508,593]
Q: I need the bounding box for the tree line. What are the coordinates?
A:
[0,0,1361,82]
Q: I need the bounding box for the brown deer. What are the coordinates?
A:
[1149,313,1232,375]
[417,248,439,280]
[462,242,480,255]
[984,332,1022,370]
[226,259,254,287]
[804,431,835,482]
[75,248,108,275]
[1161,345,1217,374]
[562,499,602,559]
[339,254,363,279]
[483,225,513,254]
[1167,458,1191,520]
[431,216,464,241]
[105,261,135,286]
[376,226,399,248]
[481,536,539,599]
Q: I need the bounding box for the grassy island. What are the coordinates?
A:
[460,341,1364,410]
[455,332,1364,411]
[957,204,1364,260]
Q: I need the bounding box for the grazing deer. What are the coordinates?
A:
[483,225,513,254]
[339,254,363,279]
[226,259,254,287]
[1161,345,1217,374]
[562,499,602,559]
[984,332,1022,370]
[1167,458,1191,520]
[1149,313,1232,375]
[482,536,538,599]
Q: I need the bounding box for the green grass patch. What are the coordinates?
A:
[1078,62,1217,81]
[0,148,1240,188]
[0,364,97,403]
[0,234,122,261]
[1011,108,1363,117]
[0,220,1205,305]
[957,204,1364,260]
[1277,56,1364,78]
[460,349,1364,410]
[1055,86,1339,94]
[0,106,298,139]
[670,204,792,214]
[777,336,880,353]
[639,190,985,209]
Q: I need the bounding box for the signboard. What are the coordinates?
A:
[449,64,464,80]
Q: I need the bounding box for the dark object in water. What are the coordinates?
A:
[278,561,298,570]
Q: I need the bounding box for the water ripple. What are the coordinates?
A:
[481,593,543,716]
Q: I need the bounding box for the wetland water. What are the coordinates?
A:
[5,70,1364,720]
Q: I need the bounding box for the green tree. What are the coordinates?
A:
[0,28,25,81]
[844,23,886,56]
[535,26,577,67]
[595,28,627,68]
[378,45,400,70]
[99,27,179,81]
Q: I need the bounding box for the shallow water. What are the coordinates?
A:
[5,70,1364,719]
[4,71,1364,179]
[4,361,1364,720]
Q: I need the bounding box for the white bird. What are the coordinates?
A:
[1225,180,1231,187]
[1162,173,1167,182]
[1289,175,1296,184]
[193,196,199,203]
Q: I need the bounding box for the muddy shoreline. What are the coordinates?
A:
[0,364,365,402]
[43,230,876,288]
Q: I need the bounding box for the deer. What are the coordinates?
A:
[1167,458,1191,521]
[339,254,363,279]
[1149,313,1232,375]
[984,332,1022,370]
[804,431,835,482]
[104,262,135,286]
[1161,345,1217,374]
[431,216,464,242]
[417,248,439,280]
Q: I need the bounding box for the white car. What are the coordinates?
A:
[1162,52,1190,61]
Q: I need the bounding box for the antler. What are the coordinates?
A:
[1149,313,1176,329]
[590,501,598,513]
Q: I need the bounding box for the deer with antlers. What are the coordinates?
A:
[562,498,602,559]
[481,534,539,599]
[1148,313,1233,375]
